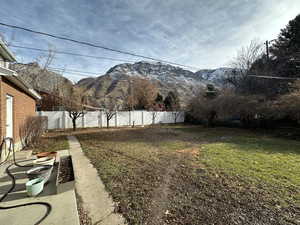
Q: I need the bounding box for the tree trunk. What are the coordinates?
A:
[72,118,76,131]
[107,118,109,128]
[208,111,216,127]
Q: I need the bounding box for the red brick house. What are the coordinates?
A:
[0,40,40,152]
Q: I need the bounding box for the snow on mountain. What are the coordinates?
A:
[195,67,233,85]
[77,61,232,108]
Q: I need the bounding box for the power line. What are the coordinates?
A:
[48,68,99,78]
[48,67,100,75]
[56,72,95,78]
[248,75,299,80]
[49,70,97,78]
[9,44,137,63]
[0,22,200,70]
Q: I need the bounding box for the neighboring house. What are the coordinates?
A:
[37,90,98,111]
[37,90,65,111]
[0,40,40,154]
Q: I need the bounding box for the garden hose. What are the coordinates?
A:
[0,138,52,225]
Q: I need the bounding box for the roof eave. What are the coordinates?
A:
[0,67,41,100]
[0,41,16,62]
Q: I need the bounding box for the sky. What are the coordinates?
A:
[0,0,300,82]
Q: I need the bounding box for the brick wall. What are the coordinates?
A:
[0,76,36,144]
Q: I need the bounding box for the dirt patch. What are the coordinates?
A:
[58,156,74,184]
[146,155,179,225]
[176,148,200,156]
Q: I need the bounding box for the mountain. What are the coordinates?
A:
[10,61,232,109]
[195,67,234,85]
[77,61,231,108]
[10,62,73,94]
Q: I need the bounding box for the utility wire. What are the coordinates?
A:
[49,70,97,78]
[0,22,200,70]
[48,67,100,75]
[248,75,299,80]
[9,44,137,63]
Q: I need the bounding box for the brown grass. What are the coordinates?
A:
[75,126,300,225]
[31,133,69,154]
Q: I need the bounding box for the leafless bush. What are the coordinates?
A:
[188,95,217,127]
[20,116,47,147]
[278,81,300,123]
[188,87,279,128]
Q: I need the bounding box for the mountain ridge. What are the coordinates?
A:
[77,61,233,108]
[10,61,232,108]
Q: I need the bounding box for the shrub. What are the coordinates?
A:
[187,88,282,128]
[19,116,47,148]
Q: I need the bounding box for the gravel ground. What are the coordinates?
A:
[76,192,92,225]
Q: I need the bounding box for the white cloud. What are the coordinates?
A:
[0,0,299,80]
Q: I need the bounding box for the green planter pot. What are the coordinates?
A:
[26,165,53,184]
[26,177,44,197]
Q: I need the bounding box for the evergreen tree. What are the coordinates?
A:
[155,93,163,103]
[164,91,179,111]
[204,84,218,99]
[270,14,300,78]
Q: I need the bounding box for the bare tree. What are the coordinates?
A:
[151,111,158,125]
[61,86,86,131]
[147,101,163,125]
[172,111,182,124]
[188,94,218,127]
[124,77,158,110]
[169,99,182,124]
[225,39,264,93]
[103,97,117,128]
[11,45,57,91]
[32,45,56,90]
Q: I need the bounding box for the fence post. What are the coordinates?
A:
[129,111,131,127]
[62,111,66,129]
[66,111,69,129]
[82,113,85,128]
[115,111,118,127]
[98,111,102,128]
[132,111,135,127]
[141,111,144,127]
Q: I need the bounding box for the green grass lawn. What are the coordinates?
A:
[200,136,300,204]
[77,126,300,225]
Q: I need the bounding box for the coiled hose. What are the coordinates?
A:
[0,137,52,225]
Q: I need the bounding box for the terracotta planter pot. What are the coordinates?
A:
[36,151,57,159]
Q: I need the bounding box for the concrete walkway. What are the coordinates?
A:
[0,150,80,225]
[68,136,126,225]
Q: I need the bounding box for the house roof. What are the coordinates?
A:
[0,40,40,100]
[0,39,16,62]
[0,67,41,100]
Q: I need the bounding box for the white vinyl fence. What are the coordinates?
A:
[38,111,185,130]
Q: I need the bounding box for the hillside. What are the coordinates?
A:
[10,61,232,108]
[10,62,73,94]
[77,61,232,108]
